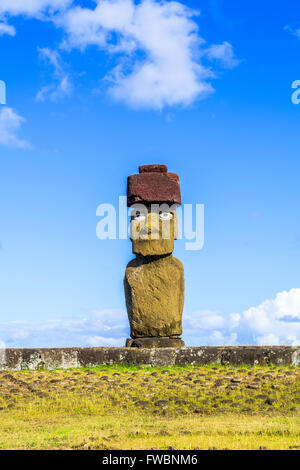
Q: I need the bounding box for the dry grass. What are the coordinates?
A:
[0,364,299,450]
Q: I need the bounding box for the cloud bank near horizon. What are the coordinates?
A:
[1,288,299,348]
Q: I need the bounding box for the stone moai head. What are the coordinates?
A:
[127,164,181,256]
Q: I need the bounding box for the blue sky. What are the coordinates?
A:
[0,0,300,348]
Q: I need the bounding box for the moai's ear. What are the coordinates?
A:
[172,210,178,240]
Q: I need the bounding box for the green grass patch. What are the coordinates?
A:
[0,364,299,449]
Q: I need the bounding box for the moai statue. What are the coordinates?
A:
[124,164,185,348]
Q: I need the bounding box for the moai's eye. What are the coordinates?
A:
[159,212,173,220]
[133,211,146,221]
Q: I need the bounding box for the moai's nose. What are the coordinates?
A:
[146,213,160,237]
[137,213,159,238]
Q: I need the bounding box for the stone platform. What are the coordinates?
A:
[125,337,185,348]
[0,346,299,370]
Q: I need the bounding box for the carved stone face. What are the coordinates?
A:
[130,208,178,256]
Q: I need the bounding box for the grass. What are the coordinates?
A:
[0,364,299,450]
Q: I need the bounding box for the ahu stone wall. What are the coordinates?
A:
[0,346,299,371]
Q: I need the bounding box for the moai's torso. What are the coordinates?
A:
[124,254,184,338]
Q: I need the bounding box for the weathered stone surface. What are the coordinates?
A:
[125,164,184,346]
[124,254,184,337]
[126,337,185,348]
[139,164,167,173]
[131,211,177,256]
[127,172,181,207]
[1,348,80,370]
[132,239,174,256]
[0,347,299,370]
[174,347,222,366]
[219,346,297,366]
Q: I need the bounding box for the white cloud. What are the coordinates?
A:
[36,47,72,101]
[1,0,239,110]
[205,41,240,69]
[0,309,129,348]
[184,288,300,346]
[255,334,281,346]
[185,310,226,330]
[57,0,218,109]
[0,21,16,36]
[183,310,240,346]
[284,25,300,38]
[0,0,71,41]
[0,0,71,17]
[241,288,300,346]
[0,107,30,148]
[57,0,135,50]
[87,335,127,347]
[0,289,299,348]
